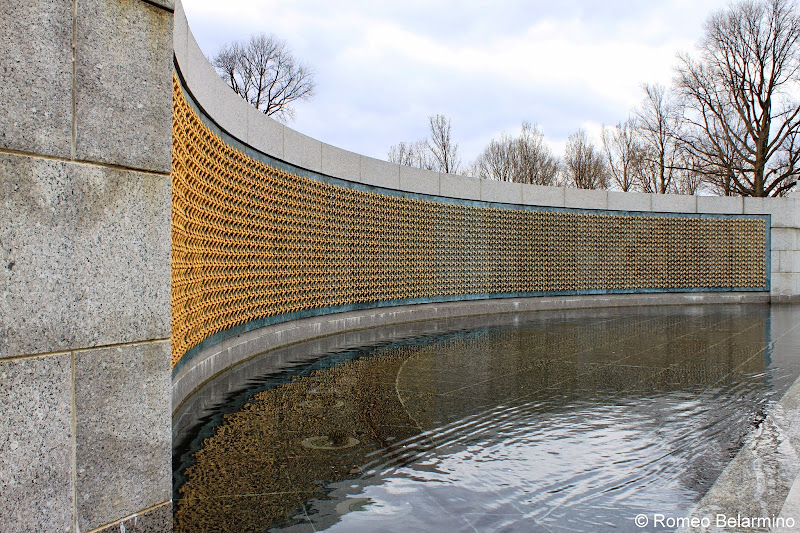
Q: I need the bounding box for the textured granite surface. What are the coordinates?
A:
[0,0,72,158]
[75,0,173,172]
[0,354,73,532]
[0,153,171,358]
[75,341,171,531]
[94,501,172,533]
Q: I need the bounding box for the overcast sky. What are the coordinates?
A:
[183,0,733,167]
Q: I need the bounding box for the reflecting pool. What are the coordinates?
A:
[173,304,800,532]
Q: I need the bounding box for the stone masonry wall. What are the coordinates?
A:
[0,0,174,531]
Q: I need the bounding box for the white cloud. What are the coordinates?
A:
[183,0,731,163]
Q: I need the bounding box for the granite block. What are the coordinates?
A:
[480,179,523,204]
[697,195,743,214]
[0,353,73,532]
[745,197,800,228]
[772,228,799,252]
[1,155,76,357]
[172,0,188,64]
[181,22,222,119]
[399,164,439,195]
[522,183,565,207]
[773,273,800,297]
[246,104,284,160]
[779,251,800,273]
[203,79,249,144]
[321,143,360,181]
[0,0,72,158]
[651,193,697,213]
[75,341,171,532]
[94,500,172,533]
[70,164,171,347]
[284,127,322,172]
[743,196,771,216]
[1,154,170,358]
[607,190,651,212]
[564,187,608,210]
[440,173,481,200]
[359,156,400,190]
[75,0,173,173]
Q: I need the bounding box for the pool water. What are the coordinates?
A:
[173,304,800,532]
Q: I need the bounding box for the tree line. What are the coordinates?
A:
[388,0,800,197]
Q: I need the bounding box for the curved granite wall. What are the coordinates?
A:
[172,0,799,403]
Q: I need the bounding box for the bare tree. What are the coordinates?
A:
[675,0,800,196]
[602,119,645,191]
[427,114,461,174]
[690,133,746,195]
[387,141,434,170]
[634,84,685,194]
[388,114,461,174]
[513,122,560,185]
[212,33,316,123]
[563,129,609,189]
[473,122,559,185]
[473,134,515,181]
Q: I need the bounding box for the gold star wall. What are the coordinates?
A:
[171,75,768,369]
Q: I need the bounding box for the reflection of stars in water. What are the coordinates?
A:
[301,435,360,449]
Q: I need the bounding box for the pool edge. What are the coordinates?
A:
[171,291,770,414]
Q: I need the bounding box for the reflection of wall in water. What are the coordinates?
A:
[174,350,421,532]
[174,310,768,532]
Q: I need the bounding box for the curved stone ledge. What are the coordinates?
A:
[172,291,769,411]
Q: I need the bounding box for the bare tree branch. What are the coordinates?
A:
[563,129,609,190]
[633,84,686,194]
[473,122,559,186]
[427,114,461,174]
[675,0,800,196]
[602,119,645,192]
[387,140,435,170]
[211,33,316,124]
[388,114,461,174]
